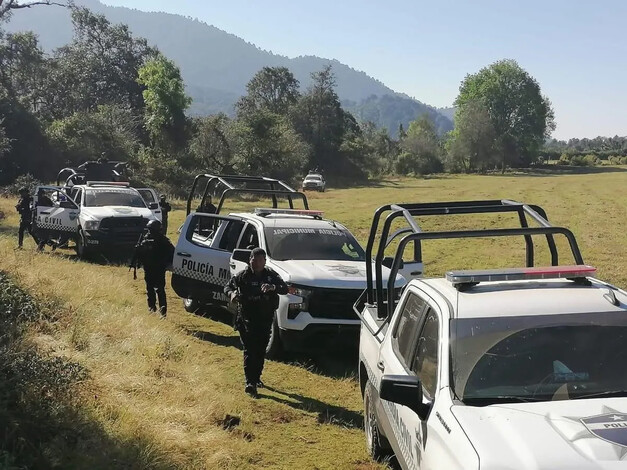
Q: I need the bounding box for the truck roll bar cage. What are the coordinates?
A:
[186,174,309,215]
[360,200,585,320]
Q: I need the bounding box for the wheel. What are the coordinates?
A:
[183,297,201,313]
[265,313,283,359]
[364,381,392,460]
[76,229,90,259]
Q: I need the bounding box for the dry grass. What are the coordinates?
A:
[0,167,625,469]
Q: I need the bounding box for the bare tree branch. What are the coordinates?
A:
[0,0,71,20]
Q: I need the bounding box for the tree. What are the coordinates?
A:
[137,54,191,150]
[237,66,300,117]
[188,114,234,174]
[455,59,555,170]
[291,64,365,178]
[46,104,140,166]
[445,101,499,172]
[230,108,308,182]
[0,0,68,21]
[43,7,157,120]
[0,117,10,157]
[395,115,443,175]
[0,31,47,112]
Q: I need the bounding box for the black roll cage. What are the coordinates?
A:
[357,199,585,322]
[186,174,309,215]
[56,161,128,187]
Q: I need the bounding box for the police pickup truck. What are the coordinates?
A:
[33,182,158,258]
[171,206,410,356]
[356,200,627,470]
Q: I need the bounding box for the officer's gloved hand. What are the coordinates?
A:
[230,292,240,303]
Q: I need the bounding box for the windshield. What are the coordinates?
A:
[452,312,627,405]
[305,176,321,181]
[264,226,366,261]
[84,189,146,208]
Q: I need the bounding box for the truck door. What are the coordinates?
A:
[171,213,245,307]
[136,188,162,221]
[377,290,429,470]
[33,186,79,239]
[229,222,261,276]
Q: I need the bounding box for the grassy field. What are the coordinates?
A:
[0,168,625,469]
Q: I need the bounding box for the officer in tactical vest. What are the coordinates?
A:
[15,187,38,248]
[224,248,288,398]
[130,220,175,317]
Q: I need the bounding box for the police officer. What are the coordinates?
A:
[131,220,175,317]
[15,187,37,248]
[159,195,171,234]
[224,248,288,398]
[196,195,217,214]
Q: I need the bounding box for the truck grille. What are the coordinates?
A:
[99,217,146,242]
[307,288,362,320]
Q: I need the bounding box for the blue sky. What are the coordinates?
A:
[102,0,626,140]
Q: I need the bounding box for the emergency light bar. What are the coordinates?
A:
[254,208,324,218]
[86,181,130,187]
[446,265,597,288]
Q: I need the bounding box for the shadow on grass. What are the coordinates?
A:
[185,305,360,380]
[261,385,364,429]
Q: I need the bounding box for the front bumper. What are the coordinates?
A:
[279,323,360,352]
[84,229,144,247]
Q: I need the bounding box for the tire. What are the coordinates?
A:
[364,381,392,460]
[265,313,283,359]
[76,229,90,259]
[183,297,201,313]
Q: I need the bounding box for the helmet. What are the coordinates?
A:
[146,219,162,233]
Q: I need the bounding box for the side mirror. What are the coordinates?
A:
[59,200,76,209]
[232,249,252,264]
[382,257,404,269]
[380,375,429,420]
[148,202,159,210]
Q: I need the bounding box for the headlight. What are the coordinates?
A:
[287,285,313,298]
[287,285,313,319]
[83,220,99,230]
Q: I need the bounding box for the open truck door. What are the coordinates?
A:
[171,212,245,311]
[33,186,78,241]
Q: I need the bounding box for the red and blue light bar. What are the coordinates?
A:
[446,265,597,285]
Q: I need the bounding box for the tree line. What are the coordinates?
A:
[1,3,611,196]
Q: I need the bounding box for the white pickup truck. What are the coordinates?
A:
[357,200,627,470]
[171,206,409,356]
[33,182,158,258]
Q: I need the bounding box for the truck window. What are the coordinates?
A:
[218,220,245,252]
[238,224,259,249]
[138,189,156,203]
[393,292,427,367]
[411,308,440,399]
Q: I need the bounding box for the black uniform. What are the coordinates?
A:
[132,231,175,316]
[159,200,171,234]
[16,194,37,247]
[224,266,288,387]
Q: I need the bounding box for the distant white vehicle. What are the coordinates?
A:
[357,199,627,470]
[302,173,326,192]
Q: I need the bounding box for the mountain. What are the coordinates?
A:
[3,0,453,132]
